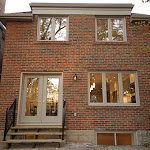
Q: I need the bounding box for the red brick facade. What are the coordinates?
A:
[0,15,150,131]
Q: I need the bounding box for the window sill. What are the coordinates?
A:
[93,41,130,45]
[88,103,140,107]
[35,41,72,45]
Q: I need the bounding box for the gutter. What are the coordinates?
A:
[0,13,33,25]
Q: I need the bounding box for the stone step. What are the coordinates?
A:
[11,125,66,130]
[1,139,66,144]
[8,131,66,136]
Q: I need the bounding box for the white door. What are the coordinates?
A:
[20,74,63,125]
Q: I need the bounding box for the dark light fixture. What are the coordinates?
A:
[73,73,77,81]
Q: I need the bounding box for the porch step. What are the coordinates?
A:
[8,131,66,136]
[11,125,66,130]
[2,139,66,143]
[3,125,66,148]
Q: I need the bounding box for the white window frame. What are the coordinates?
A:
[95,130,137,145]
[37,16,69,41]
[95,17,127,42]
[88,71,140,106]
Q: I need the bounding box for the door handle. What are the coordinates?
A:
[43,98,46,103]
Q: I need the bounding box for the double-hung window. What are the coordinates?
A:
[96,17,127,42]
[88,71,140,106]
[38,17,68,41]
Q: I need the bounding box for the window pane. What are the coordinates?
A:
[111,19,123,41]
[40,18,52,40]
[25,78,39,116]
[106,74,119,103]
[97,19,109,41]
[97,133,115,145]
[46,78,59,116]
[122,74,136,103]
[116,133,132,145]
[90,74,103,103]
[55,18,67,41]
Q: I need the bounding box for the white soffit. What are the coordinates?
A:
[30,3,134,16]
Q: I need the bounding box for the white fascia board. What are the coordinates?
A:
[32,7,132,15]
[30,3,134,8]
[131,13,150,21]
[0,13,33,23]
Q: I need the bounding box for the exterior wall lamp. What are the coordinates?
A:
[73,73,77,81]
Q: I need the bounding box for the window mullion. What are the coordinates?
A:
[114,133,117,145]
[102,73,107,104]
[123,17,127,42]
[52,17,55,41]
[108,18,112,41]
[119,73,123,105]
[134,72,140,105]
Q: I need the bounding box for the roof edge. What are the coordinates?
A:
[0,13,33,25]
[131,13,150,21]
[30,3,134,9]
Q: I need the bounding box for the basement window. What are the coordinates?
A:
[97,132,134,145]
[88,71,140,106]
[38,17,68,41]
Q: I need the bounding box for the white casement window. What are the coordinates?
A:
[88,71,140,106]
[96,17,127,42]
[38,17,68,41]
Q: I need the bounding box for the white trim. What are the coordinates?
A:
[17,72,24,125]
[103,73,106,104]
[114,133,117,145]
[37,16,69,41]
[118,73,123,104]
[88,71,140,106]
[95,130,137,145]
[17,72,63,125]
[96,17,127,42]
[32,8,132,16]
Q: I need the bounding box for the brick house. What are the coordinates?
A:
[0,0,6,78]
[0,3,150,147]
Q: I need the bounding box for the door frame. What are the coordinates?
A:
[17,72,63,125]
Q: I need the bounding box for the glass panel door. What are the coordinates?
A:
[42,75,63,124]
[25,78,38,116]
[20,74,63,125]
[46,78,59,116]
[21,75,43,123]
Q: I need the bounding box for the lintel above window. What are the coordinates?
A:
[88,71,140,106]
[38,16,68,41]
[96,17,127,42]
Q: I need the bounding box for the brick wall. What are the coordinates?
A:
[0,15,150,131]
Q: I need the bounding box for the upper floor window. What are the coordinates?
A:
[88,71,140,106]
[38,17,68,41]
[96,17,127,42]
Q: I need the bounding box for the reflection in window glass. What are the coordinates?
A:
[46,78,59,116]
[97,19,109,41]
[40,18,52,40]
[122,74,136,103]
[55,18,67,41]
[25,78,39,116]
[111,19,123,41]
[106,74,119,103]
[90,74,103,103]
